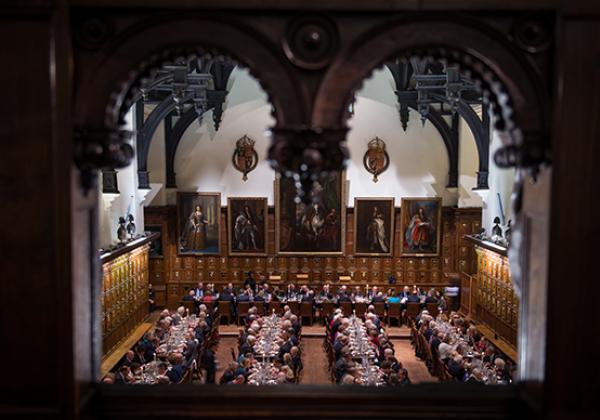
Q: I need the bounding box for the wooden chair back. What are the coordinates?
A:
[300,302,314,325]
[339,301,353,316]
[236,302,250,325]
[355,301,368,317]
[406,302,421,320]
[180,300,196,316]
[178,367,193,384]
[426,303,439,318]
[287,300,300,314]
[374,302,386,319]
[218,301,231,324]
[387,302,401,325]
[268,301,283,315]
[321,302,335,322]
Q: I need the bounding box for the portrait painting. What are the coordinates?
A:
[399,197,442,256]
[227,197,268,256]
[353,197,395,256]
[144,225,164,258]
[276,172,345,255]
[177,192,221,255]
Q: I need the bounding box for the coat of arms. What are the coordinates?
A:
[232,135,259,181]
[363,137,389,182]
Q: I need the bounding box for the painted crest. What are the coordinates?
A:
[232,135,259,181]
[363,137,389,182]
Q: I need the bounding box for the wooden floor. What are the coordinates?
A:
[214,324,436,385]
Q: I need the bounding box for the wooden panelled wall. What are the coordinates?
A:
[145,206,481,308]
[101,241,151,356]
[460,244,519,348]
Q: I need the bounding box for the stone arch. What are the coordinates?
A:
[314,15,549,171]
[73,14,303,185]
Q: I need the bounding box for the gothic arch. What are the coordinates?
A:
[314,15,549,171]
[73,14,304,182]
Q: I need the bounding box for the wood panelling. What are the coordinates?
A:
[145,205,481,307]
[468,245,519,349]
[101,241,152,357]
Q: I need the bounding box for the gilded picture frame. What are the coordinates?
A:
[177,192,222,256]
[275,171,346,255]
[227,197,268,256]
[399,197,442,257]
[353,197,395,257]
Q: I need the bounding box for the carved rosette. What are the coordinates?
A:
[75,128,135,191]
[363,137,390,182]
[232,135,258,181]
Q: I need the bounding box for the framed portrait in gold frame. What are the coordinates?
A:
[275,171,346,255]
[177,192,222,256]
[399,197,442,257]
[353,197,395,257]
[227,197,268,256]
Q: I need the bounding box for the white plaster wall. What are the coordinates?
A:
[458,115,484,208]
[99,108,145,247]
[144,66,485,209]
[482,125,516,233]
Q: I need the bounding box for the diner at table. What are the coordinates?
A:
[326,308,411,386]
[411,310,514,384]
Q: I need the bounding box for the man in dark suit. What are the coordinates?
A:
[219,362,239,384]
[148,283,156,313]
[239,335,255,357]
[425,289,438,304]
[448,355,466,381]
[407,291,421,303]
[399,286,411,300]
[119,350,136,367]
[224,282,237,296]
[182,289,196,301]
[277,332,294,360]
[372,292,386,303]
[219,287,236,319]
[114,365,130,384]
[237,290,251,302]
[430,331,442,354]
[183,332,199,369]
[483,346,497,364]
[202,343,217,384]
[132,344,146,365]
[243,271,257,293]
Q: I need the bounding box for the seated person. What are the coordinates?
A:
[425,289,438,304]
[494,358,511,382]
[220,362,239,384]
[202,291,216,303]
[387,289,400,304]
[115,365,132,384]
[371,291,386,303]
[448,355,466,381]
[406,290,421,303]
[182,289,196,301]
